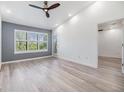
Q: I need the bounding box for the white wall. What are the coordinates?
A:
[54,2,124,68]
[98,28,123,58]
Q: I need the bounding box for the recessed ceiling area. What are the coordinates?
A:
[0,1,94,30]
[98,18,124,31]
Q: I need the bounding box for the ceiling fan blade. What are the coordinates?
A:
[48,3,60,10]
[29,4,43,10]
[46,12,50,18]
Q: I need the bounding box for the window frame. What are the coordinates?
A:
[14,29,48,54]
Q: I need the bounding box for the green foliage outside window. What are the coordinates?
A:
[39,42,47,50]
[16,31,26,41]
[28,42,37,50]
[15,30,48,52]
[16,41,26,51]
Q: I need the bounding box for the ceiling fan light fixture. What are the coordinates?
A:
[44,9,48,12]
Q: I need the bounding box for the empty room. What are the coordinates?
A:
[0,1,124,92]
[98,19,124,73]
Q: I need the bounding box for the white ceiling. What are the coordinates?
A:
[0,1,94,30]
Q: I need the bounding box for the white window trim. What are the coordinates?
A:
[14,29,48,54]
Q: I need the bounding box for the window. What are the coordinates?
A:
[15,30,48,53]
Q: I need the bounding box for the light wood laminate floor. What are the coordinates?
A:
[0,57,124,92]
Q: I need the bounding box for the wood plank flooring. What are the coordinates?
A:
[0,57,124,92]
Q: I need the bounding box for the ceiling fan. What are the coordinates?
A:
[29,1,60,18]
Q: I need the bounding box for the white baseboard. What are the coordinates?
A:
[1,55,98,69]
[2,55,53,64]
[56,55,97,68]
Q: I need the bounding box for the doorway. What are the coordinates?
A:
[98,18,124,73]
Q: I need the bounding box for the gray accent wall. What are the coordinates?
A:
[2,21,52,62]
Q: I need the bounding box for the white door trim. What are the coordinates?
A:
[122,26,124,73]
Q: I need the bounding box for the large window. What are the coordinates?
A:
[15,30,48,53]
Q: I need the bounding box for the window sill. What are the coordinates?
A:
[14,50,48,54]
